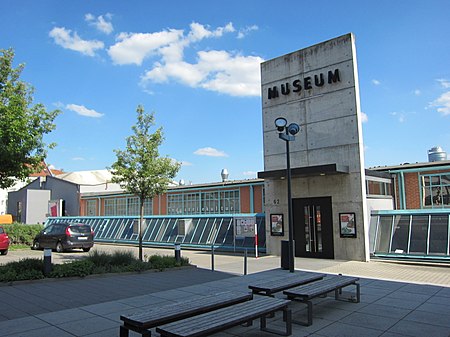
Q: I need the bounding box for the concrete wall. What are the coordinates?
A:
[261,33,369,261]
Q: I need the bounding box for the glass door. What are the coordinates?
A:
[294,197,334,259]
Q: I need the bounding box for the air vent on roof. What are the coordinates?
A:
[428,146,447,162]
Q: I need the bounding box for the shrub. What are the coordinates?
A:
[3,223,44,246]
[0,258,45,282]
[0,249,190,282]
[50,260,95,278]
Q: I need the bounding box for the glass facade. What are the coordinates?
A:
[421,173,450,208]
[168,189,240,215]
[103,196,153,216]
[371,211,450,258]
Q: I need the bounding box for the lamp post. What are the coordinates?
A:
[275,117,300,273]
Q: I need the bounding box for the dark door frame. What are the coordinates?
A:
[293,196,334,259]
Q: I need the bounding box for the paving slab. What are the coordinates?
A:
[1,245,450,337]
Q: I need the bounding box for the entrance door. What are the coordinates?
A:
[293,197,334,259]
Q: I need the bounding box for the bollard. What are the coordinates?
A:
[43,248,52,276]
[211,245,215,271]
[244,249,248,275]
[174,243,181,263]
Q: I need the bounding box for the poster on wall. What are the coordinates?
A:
[234,217,256,237]
[270,214,284,236]
[339,213,356,238]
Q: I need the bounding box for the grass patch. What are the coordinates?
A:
[0,250,190,282]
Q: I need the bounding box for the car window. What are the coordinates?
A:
[44,225,53,233]
[69,225,91,234]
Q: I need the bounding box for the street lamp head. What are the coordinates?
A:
[287,123,300,136]
[275,117,287,133]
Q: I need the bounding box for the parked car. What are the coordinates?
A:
[32,222,94,253]
[0,225,10,255]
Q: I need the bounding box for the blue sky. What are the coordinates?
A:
[1,0,449,184]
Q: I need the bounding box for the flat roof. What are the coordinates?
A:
[370,160,450,172]
[258,163,349,179]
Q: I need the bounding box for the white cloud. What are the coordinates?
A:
[194,147,228,157]
[429,91,450,116]
[180,161,193,166]
[237,25,258,39]
[188,22,235,42]
[66,104,104,118]
[108,29,183,65]
[372,79,381,85]
[390,111,407,123]
[135,22,262,97]
[85,13,114,34]
[360,112,368,123]
[49,27,104,56]
[437,79,450,89]
[413,89,421,96]
[72,157,85,161]
[243,171,257,177]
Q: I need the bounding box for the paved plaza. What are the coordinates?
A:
[0,245,449,336]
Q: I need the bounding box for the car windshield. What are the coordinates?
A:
[69,225,91,234]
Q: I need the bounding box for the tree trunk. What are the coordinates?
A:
[139,197,144,261]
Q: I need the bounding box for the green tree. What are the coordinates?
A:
[0,48,60,189]
[110,105,181,261]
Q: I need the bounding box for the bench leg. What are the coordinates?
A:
[291,300,313,326]
[120,326,129,337]
[120,325,151,337]
[261,308,292,336]
[334,283,360,303]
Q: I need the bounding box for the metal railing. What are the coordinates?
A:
[45,214,266,253]
[370,209,450,260]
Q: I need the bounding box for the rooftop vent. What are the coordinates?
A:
[428,146,447,162]
[221,168,229,182]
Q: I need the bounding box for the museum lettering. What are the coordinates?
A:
[267,68,341,99]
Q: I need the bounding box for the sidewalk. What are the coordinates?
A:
[0,245,449,336]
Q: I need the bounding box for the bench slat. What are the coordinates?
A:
[249,272,325,295]
[121,291,251,328]
[156,296,290,337]
[284,275,359,300]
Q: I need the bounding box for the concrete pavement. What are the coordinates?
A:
[0,245,449,336]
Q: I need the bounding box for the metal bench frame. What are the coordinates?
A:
[283,275,360,326]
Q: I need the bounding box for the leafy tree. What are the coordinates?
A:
[110,105,181,260]
[0,48,60,189]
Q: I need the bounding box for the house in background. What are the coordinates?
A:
[0,163,63,216]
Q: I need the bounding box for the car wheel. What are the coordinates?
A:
[0,249,7,255]
[55,242,64,253]
[32,241,40,250]
[82,247,91,252]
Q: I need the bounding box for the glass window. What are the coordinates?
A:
[115,198,126,215]
[104,199,115,216]
[409,215,429,254]
[374,216,393,254]
[390,215,410,254]
[421,174,450,208]
[429,215,449,255]
[86,199,97,216]
[366,179,392,197]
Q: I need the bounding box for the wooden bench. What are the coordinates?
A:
[248,272,325,296]
[119,290,251,337]
[156,295,292,337]
[283,275,360,326]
